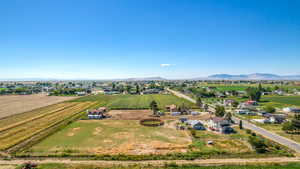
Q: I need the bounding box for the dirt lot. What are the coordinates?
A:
[108,110,152,120]
[0,94,77,119]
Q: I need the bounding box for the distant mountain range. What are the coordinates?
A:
[1,74,300,81]
[202,73,300,80]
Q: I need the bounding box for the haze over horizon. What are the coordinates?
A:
[1,0,300,79]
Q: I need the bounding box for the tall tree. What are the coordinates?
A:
[239,120,243,129]
[224,112,233,123]
[246,87,262,101]
[150,100,158,115]
[136,84,140,94]
[196,97,203,108]
[258,83,263,92]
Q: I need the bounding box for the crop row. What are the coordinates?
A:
[0,102,95,150]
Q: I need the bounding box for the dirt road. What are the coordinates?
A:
[1,157,300,167]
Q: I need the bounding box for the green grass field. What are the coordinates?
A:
[71,94,196,109]
[261,96,300,108]
[29,120,191,155]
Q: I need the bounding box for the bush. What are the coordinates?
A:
[248,136,268,153]
[263,106,276,114]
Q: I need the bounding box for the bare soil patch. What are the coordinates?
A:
[0,94,77,119]
[108,110,152,120]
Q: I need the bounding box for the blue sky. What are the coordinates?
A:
[1,0,300,79]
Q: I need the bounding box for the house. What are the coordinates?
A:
[262,92,272,96]
[223,99,235,106]
[191,111,200,116]
[166,104,177,112]
[274,90,285,95]
[283,107,300,114]
[245,100,258,106]
[87,107,107,119]
[171,111,181,116]
[207,117,230,132]
[264,114,287,124]
[179,117,188,123]
[142,89,161,94]
[76,91,86,96]
[186,120,206,130]
[235,109,249,115]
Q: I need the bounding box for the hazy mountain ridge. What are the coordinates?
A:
[206,73,300,80]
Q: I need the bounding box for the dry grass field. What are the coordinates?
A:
[0,101,95,150]
[108,110,152,120]
[0,94,77,119]
[29,112,192,155]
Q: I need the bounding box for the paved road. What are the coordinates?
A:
[167,88,300,153]
[233,117,300,153]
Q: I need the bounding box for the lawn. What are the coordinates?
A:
[29,119,191,155]
[71,94,196,110]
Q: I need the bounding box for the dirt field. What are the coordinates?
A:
[0,94,77,119]
[108,110,152,120]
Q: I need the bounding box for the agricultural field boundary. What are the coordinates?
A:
[0,103,78,133]
[2,102,97,155]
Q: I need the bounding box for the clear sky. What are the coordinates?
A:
[1,0,300,79]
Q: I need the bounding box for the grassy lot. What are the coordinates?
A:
[0,102,95,150]
[71,94,196,110]
[190,127,253,155]
[28,120,191,155]
[15,163,300,169]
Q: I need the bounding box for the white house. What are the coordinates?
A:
[207,117,230,132]
[283,107,300,113]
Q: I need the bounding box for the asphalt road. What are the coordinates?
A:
[167,88,300,153]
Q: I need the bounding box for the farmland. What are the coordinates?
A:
[261,96,300,108]
[71,94,196,109]
[0,101,95,151]
[0,94,77,119]
[29,119,191,155]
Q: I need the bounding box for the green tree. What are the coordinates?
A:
[224,112,233,123]
[215,105,225,117]
[150,100,158,115]
[263,106,276,114]
[246,87,262,101]
[239,120,243,129]
[258,83,263,91]
[232,100,239,107]
[126,85,132,93]
[136,84,140,94]
[204,104,209,112]
[196,97,202,108]
[248,136,268,153]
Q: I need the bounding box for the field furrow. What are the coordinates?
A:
[0,102,95,150]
